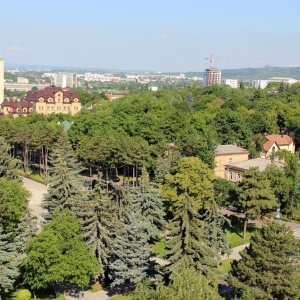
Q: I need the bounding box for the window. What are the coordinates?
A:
[227,170,232,180]
[229,158,233,164]
[47,106,50,110]
[63,106,66,110]
[236,173,241,182]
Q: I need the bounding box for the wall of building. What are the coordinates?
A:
[214,152,249,178]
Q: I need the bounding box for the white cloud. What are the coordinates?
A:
[7,46,24,54]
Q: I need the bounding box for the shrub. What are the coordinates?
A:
[17,289,31,300]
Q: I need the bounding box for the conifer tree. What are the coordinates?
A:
[204,200,231,257]
[14,209,37,258]
[43,133,83,220]
[229,222,300,299]
[165,193,219,275]
[237,167,278,238]
[133,268,220,300]
[0,137,20,181]
[79,181,121,279]
[109,210,152,288]
[0,227,19,299]
[130,167,165,241]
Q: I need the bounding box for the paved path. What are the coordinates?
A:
[23,177,48,228]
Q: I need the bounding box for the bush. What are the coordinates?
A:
[17,289,31,300]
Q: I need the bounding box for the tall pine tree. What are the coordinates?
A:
[230,222,300,299]
[78,181,121,279]
[43,133,83,220]
[237,167,278,238]
[109,210,152,289]
[165,193,219,276]
[0,137,20,181]
[130,167,165,241]
[0,227,19,299]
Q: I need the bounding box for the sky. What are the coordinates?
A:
[1,0,300,72]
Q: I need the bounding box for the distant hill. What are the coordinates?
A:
[5,62,300,80]
[186,66,300,80]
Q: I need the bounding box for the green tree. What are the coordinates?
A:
[22,210,100,298]
[133,267,220,300]
[43,134,83,220]
[204,200,231,257]
[0,228,19,299]
[162,157,215,211]
[229,222,300,299]
[0,137,20,180]
[165,193,219,275]
[0,178,30,233]
[109,210,152,288]
[130,167,165,241]
[79,182,121,279]
[237,167,278,238]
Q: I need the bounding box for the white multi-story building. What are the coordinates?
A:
[52,73,74,88]
[203,68,221,87]
[0,59,4,103]
[17,77,29,84]
[252,80,269,89]
[224,79,239,88]
[267,77,298,85]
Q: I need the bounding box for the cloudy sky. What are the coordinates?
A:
[1,0,299,72]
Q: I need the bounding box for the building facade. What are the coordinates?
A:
[224,79,239,88]
[203,68,221,87]
[214,145,249,178]
[261,134,295,158]
[0,86,81,117]
[52,73,74,88]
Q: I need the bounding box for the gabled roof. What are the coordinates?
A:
[24,86,80,103]
[265,134,294,146]
[224,158,282,172]
[263,140,278,152]
[215,145,249,156]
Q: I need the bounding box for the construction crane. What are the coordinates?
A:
[204,55,229,87]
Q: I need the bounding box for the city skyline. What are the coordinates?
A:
[1,0,300,72]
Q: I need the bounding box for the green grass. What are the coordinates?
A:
[151,238,167,256]
[110,295,132,300]
[1,287,57,299]
[226,223,258,248]
[17,168,46,185]
[89,282,103,293]
[219,258,234,274]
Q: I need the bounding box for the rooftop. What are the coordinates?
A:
[215,145,249,155]
[265,134,293,146]
[225,158,282,172]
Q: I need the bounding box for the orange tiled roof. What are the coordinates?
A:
[263,140,276,152]
[265,134,293,146]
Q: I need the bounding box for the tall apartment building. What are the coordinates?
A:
[0,58,4,103]
[203,68,221,87]
[52,73,74,88]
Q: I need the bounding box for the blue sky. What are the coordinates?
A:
[1,0,300,72]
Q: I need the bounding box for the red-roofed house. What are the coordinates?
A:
[0,99,34,118]
[0,86,81,118]
[261,134,295,158]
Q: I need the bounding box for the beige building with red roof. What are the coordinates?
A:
[261,134,295,158]
[0,86,81,118]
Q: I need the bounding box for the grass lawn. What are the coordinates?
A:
[17,168,46,185]
[89,282,103,293]
[219,258,234,274]
[110,295,132,300]
[1,287,57,300]
[226,223,258,248]
[150,238,167,256]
